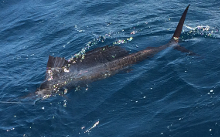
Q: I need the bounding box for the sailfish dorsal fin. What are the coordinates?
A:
[45,55,69,80]
[47,55,68,69]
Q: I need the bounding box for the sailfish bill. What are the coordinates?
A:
[34,5,193,99]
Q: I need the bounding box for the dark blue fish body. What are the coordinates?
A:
[35,5,193,99]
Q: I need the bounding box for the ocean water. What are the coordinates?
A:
[1,0,220,136]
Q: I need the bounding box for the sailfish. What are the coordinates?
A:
[35,5,193,99]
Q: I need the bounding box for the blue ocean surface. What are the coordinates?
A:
[1,0,220,136]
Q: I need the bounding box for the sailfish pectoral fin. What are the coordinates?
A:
[174,45,196,55]
[168,4,196,55]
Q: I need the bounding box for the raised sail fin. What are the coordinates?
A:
[45,55,69,80]
[71,45,129,70]
[47,55,68,69]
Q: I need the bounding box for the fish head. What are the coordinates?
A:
[35,81,54,99]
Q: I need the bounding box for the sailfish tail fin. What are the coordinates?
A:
[171,4,190,43]
[169,4,195,55]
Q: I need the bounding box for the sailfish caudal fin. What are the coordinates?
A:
[169,4,195,55]
[172,4,190,42]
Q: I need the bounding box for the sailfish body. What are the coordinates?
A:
[36,5,192,99]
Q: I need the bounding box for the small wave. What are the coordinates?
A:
[182,25,220,40]
[68,24,143,61]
